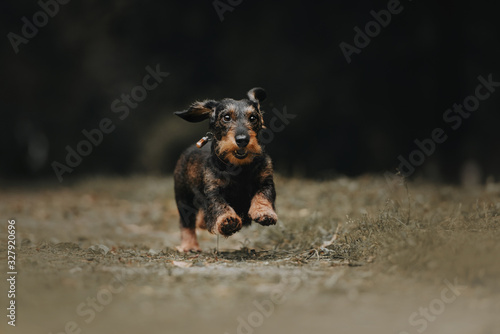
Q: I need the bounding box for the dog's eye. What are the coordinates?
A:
[222,115,231,122]
[249,115,257,122]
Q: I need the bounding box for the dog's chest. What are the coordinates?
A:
[220,173,254,208]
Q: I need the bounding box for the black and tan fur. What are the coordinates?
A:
[173,88,277,252]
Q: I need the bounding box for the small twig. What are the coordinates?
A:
[321,220,343,248]
[305,248,320,260]
[394,217,408,227]
[313,248,320,261]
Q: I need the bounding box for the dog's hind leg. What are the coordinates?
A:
[175,198,202,253]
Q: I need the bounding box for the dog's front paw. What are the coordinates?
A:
[249,194,277,226]
[215,213,242,237]
[251,210,278,226]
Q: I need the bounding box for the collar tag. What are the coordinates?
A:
[196,132,213,148]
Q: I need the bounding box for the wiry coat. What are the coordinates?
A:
[173,88,277,252]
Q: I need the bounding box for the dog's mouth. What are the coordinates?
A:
[233,149,248,159]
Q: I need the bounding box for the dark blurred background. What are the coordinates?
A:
[1,0,499,184]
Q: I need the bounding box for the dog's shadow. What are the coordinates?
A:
[176,247,282,263]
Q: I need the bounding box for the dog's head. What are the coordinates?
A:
[175,88,267,165]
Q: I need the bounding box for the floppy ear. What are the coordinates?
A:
[174,100,218,123]
[247,87,267,104]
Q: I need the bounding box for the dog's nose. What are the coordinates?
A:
[235,134,250,148]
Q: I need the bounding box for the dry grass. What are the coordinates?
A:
[2,174,499,283]
[262,174,500,288]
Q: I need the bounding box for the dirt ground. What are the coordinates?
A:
[1,175,499,334]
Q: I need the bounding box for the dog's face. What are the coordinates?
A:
[175,88,267,165]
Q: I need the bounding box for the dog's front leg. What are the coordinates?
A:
[249,179,278,226]
[204,189,242,237]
